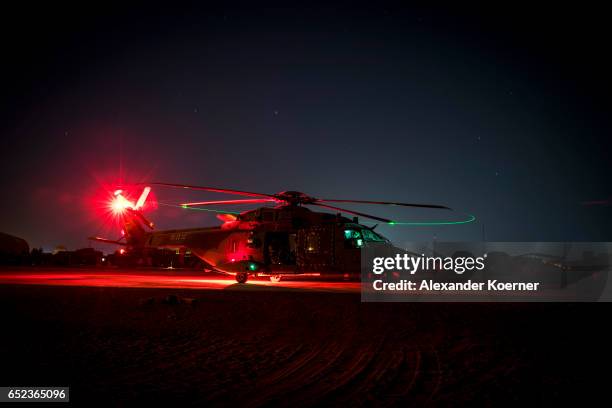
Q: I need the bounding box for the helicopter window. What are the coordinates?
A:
[343,229,364,248]
[361,229,387,242]
[305,232,320,253]
[343,229,362,240]
[262,211,274,222]
[247,233,261,248]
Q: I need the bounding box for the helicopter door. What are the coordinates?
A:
[264,232,296,265]
[297,226,335,271]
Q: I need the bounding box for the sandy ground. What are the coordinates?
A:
[0,268,607,406]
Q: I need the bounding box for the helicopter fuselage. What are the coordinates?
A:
[133,205,391,281]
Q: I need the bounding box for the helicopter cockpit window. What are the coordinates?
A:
[343,229,364,248]
[343,229,361,240]
[361,229,387,242]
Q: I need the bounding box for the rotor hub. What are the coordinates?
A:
[274,191,317,206]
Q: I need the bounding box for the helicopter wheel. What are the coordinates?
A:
[270,275,282,283]
[236,272,248,284]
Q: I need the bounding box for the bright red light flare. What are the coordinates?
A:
[110,190,133,215]
[109,186,151,216]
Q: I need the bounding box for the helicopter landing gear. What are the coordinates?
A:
[269,275,282,283]
[236,272,248,284]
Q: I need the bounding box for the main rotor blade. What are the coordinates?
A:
[318,199,450,210]
[181,198,278,206]
[150,182,276,199]
[310,203,393,223]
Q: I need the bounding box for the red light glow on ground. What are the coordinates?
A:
[0,269,360,292]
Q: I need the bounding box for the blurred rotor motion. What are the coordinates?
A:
[150,182,454,224]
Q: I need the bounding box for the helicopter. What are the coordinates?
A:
[89,182,450,283]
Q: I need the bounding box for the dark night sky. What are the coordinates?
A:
[1,2,611,250]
